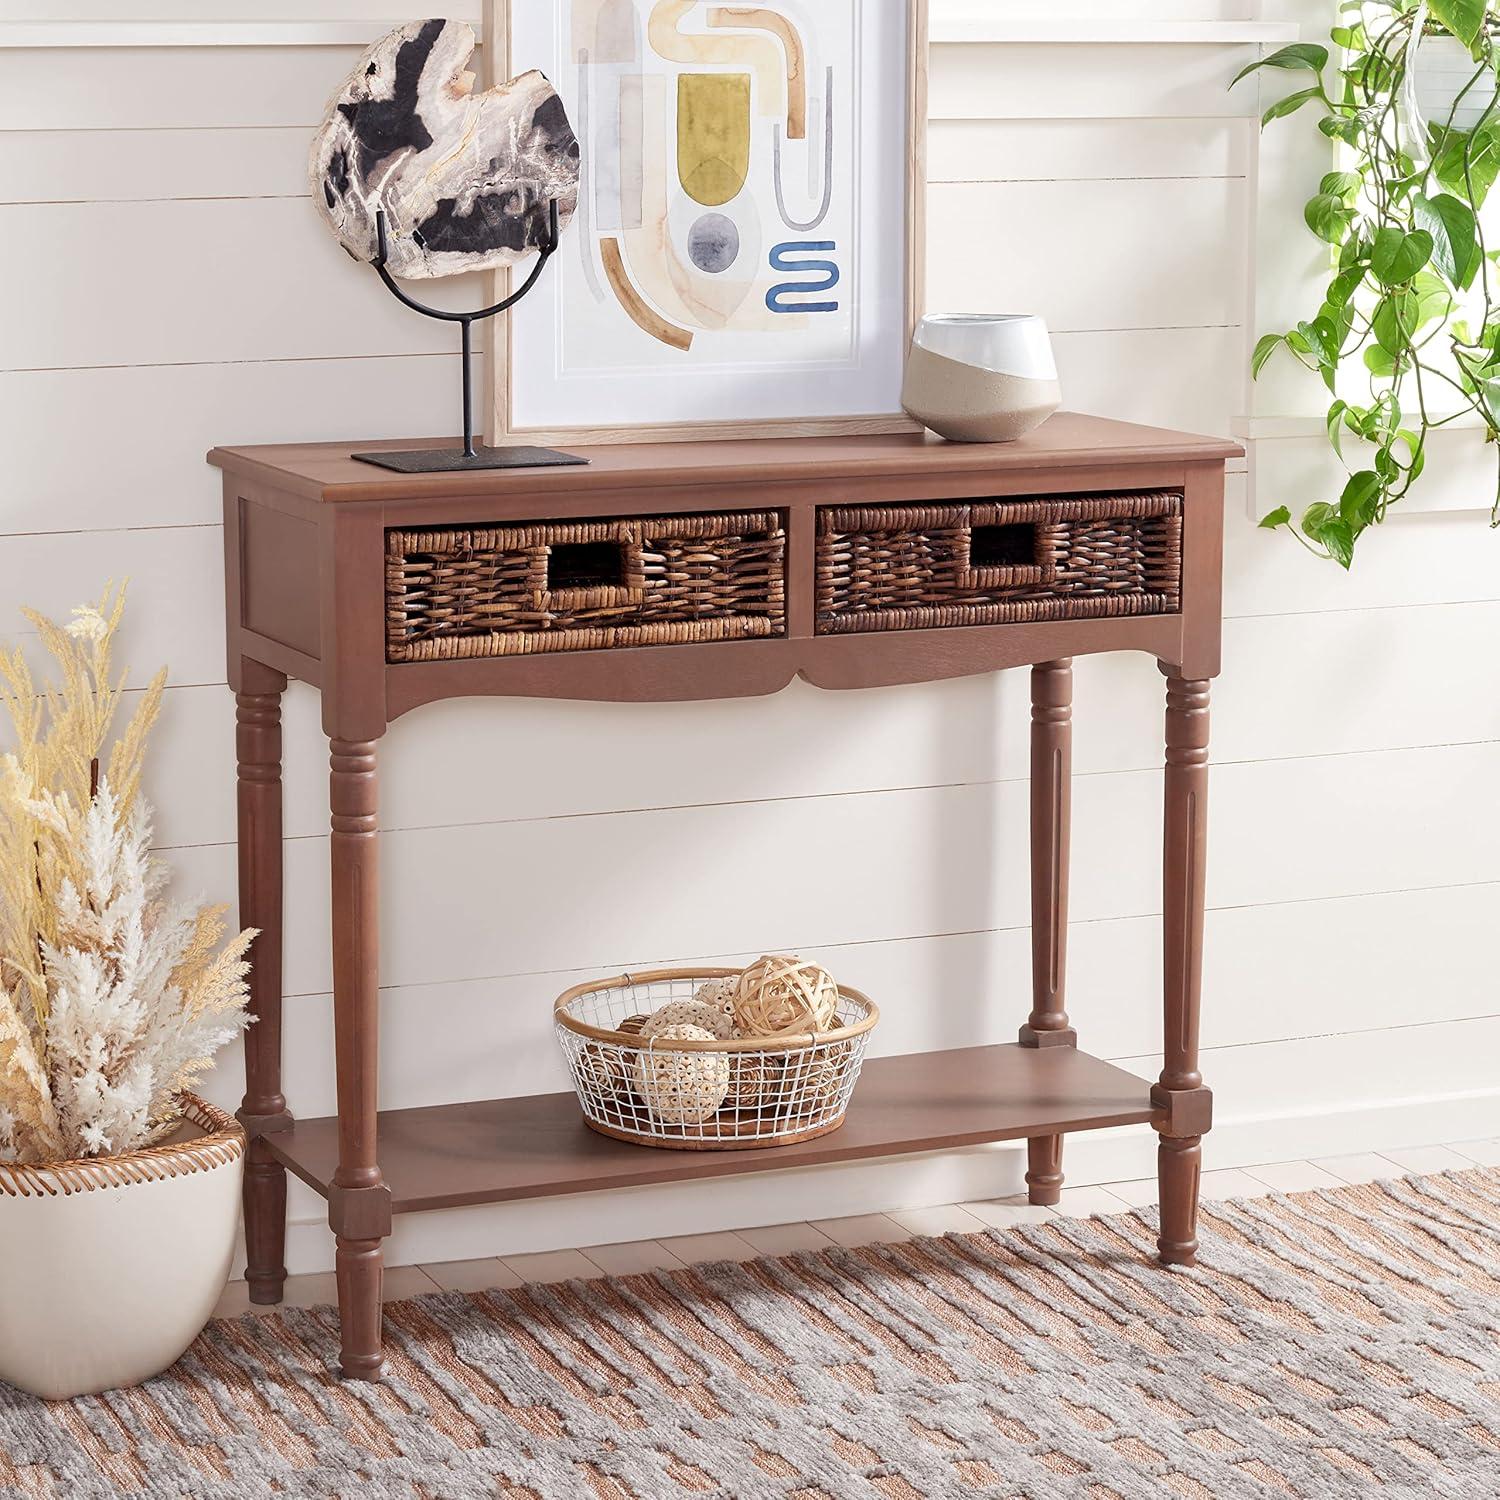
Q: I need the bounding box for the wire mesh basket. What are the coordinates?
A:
[554,967,879,1150]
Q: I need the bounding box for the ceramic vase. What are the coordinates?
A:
[901,313,1062,443]
[0,1095,244,1400]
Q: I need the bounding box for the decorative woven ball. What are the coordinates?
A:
[629,1025,731,1125]
[693,976,739,1022]
[576,1040,628,1103]
[642,999,737,1041]
[731,954,840,1036]
[725,1051,781,1110]
[616,1013,651,1036]
[785,1050,845,1115]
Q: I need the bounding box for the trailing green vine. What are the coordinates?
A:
[1240,0,1500,565]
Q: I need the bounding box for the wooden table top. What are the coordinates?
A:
[208,412,1243,504]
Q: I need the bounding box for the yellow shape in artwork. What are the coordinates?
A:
[677,73,750,207]
[648,0,783,118]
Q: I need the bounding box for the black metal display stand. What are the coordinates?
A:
[351,200,588,474]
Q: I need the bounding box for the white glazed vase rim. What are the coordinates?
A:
[913,314,1058,381]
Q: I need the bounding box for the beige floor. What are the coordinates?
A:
[212,1136,1500,1319]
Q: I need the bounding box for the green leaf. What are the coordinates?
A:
[1231,42,1329,89]
[1429,0,1485,48]
[1372,292,1418,354]
[1264,86,1324,125]
[1364,344,1400,377]
[1258,506,1292,530]
[1325,398,1349,456]
[1320,113,1362,143]
[1396,429,1426,483]
[1319,170,1362,199]
[1302,503,1356,568]
[1370,227,1433,285]
[1339,470,1382,527]
[1412,192,1479,288]
[1251,332,1284,379]
[1433,123,1500,209]
[1304,191,1355,243]
[1297,317,1340,367]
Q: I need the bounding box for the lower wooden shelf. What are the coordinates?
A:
[264,1043,1157,1215]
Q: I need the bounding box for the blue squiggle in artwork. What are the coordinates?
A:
[766,242,840,313]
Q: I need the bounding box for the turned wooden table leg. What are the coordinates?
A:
[1155,669,1213,1267]
[236,669,290,1305]
[329,737,391,1380]
[1019,660,1077,1206]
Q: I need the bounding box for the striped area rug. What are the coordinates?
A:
[3,1168,1500,1499]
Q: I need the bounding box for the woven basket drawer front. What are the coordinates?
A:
[387,511,786,661]
[815,493,1183,635]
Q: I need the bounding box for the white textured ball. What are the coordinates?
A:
[643,999,737,1041]
[693,976,739,1021]
[630,1025,731,1125]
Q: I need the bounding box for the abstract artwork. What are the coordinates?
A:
[310,19,580,279]
[497,0,924,438]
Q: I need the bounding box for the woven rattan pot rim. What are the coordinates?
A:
[0,1092,245,1199]
[554,966,879,1050]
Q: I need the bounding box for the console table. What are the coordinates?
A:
[211,414,1236,1381]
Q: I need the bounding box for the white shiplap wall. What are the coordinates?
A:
[2,4,1498,1274]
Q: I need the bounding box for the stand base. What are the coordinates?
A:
[351,445,588,474]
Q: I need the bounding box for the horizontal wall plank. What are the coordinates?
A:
[1251,430,1500,520]
[160,741,1500,1001]
[0,526,225,680]
[0,356,469,533]
[1052,326,1244,437]
[0,45,367,131]
[1221,506,1500,616]
[1,2,481,19]
[0,128,308,204]
[1,0,1239,23]
[928,117,1252,184]
[192,882,1499,1120]
[929,43,1262,120]
[1119,1015,1500,1131]
[929,177,1248,333]
[82,598,1498,851]
[0,199,488,370]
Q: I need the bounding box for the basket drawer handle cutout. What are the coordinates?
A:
[957,521,1056,588]
[544,538,645,603]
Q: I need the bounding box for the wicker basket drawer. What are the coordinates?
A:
[815,492,1182,635]
[386,511,786,661]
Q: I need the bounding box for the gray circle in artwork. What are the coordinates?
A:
[687,213,740,274]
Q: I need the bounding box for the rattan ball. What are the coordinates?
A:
[616,1013,651,1036]
[693,976,739,1022]
[642,999,737,1041]
[783,1050,845,1115]
[731,954,840,1037]
[576,1040,629,1103]
[630,1025,731,1125]
[725,1051,780,1110]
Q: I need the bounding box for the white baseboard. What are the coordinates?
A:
[243,1086,1500,1276]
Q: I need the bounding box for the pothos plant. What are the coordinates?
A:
[1239,0,1500,566]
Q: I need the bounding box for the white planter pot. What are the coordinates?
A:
[0,1095,244,1400]
[1411,32,1499,132]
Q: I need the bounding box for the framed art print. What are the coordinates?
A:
[489,0,927,443]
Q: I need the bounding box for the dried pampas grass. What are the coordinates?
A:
[0,586,253,1164]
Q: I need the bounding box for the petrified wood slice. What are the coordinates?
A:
[309,18,579,279]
